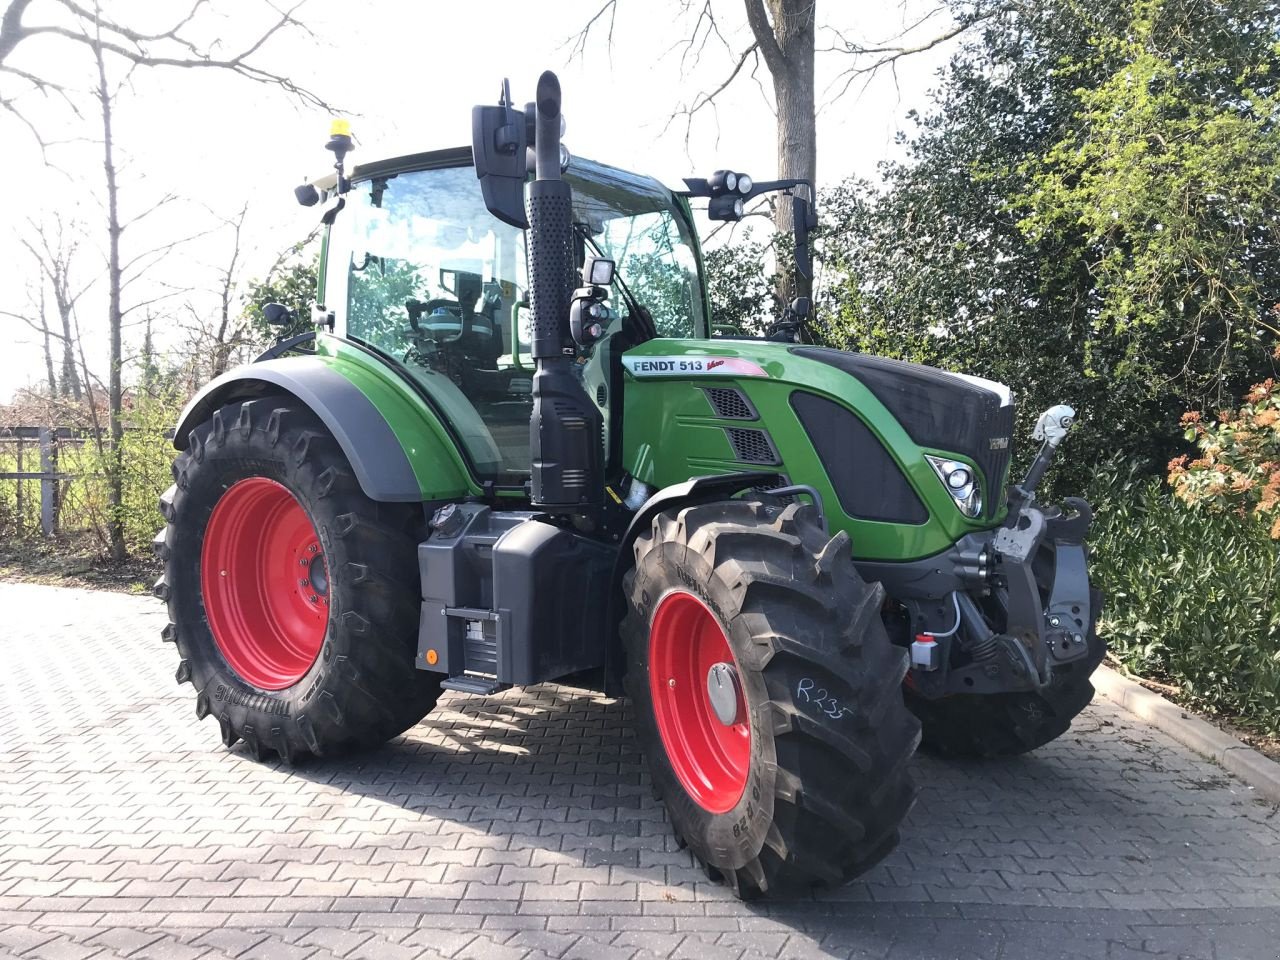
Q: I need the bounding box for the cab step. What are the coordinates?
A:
[441,675,508,696]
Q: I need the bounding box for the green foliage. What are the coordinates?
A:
[78,390,184,555]
[347,258,423,350]
[621,251,701,338]
[244,246,320,342]
[0,387,183,557]
[1020,0,1280,418]
[1090,467,1280,732]
[704,230,779,335]
[818,0,1280,487]
[0,445,40,539]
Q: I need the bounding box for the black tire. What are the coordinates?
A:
[905,588,1105,758]
[621,499,920,899]
[153,396,440,762]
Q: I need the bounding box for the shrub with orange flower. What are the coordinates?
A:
[1171,375,1280,539]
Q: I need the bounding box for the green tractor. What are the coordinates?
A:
[155,73,1103,898]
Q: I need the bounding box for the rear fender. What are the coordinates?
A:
[173,355,472,503]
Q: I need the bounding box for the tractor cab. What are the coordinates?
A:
[321,147,708,483]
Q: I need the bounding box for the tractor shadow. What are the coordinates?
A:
[272,683,1246,936]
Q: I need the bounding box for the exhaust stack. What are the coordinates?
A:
[523,71,603,514]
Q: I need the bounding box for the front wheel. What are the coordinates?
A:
[154,396,441,762]
[622,499,920,899]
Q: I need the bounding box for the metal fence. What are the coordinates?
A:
[0,427,90,536]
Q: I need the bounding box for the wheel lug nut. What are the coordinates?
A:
[309,594,318,602]
[299,578,309,587]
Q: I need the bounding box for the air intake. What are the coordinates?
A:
[704,387,757,420]
[726,427,779,465]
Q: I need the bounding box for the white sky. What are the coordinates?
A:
[0,0,957,402]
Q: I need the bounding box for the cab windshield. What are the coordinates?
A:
[327,157,706,478]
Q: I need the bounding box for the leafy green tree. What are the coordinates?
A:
[622,250,699,338]
[346,259,424,353]
[1020,0,1280,432]
[820,0,1280,484]
[705,230,779,335]
[243,245,320,343]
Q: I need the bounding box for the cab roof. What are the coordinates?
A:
[313,147,676,208]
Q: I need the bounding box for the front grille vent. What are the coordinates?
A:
[705,387,757,420]
[726,427,780,465]
[789,391,929,525]
[974,403,1015,517]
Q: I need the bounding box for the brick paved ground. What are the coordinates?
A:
[0,581,1277,960]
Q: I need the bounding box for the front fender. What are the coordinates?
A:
[174,354,472,503]
[600,471,781,694]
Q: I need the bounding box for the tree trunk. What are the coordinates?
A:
[745,0,816,306]
[56,286,80,399]
[770,2,816,226]
[38,288,57,395]
[94,20,126,562]
[772,52,815,305]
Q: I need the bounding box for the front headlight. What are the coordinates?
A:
[927,455,983,518]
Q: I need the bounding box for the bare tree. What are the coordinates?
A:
[86,11,126,559]
[18,214,89,399]
[0,0,333,146]
[2,262,53,394]
[3,217,87,398]
[37,288,57,393]
[33,0,332,560]
[210,204,250,379]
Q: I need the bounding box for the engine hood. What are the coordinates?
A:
[789,346,1016,520]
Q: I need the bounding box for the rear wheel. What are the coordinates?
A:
[154,396,441,761]
[905,589,1105,758]
[622,499,920,899]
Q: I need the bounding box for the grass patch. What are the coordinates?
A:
[0,533,159,594]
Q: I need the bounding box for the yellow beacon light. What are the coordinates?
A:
[323,118,354,198]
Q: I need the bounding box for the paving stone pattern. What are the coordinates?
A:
[0,582,1277,959]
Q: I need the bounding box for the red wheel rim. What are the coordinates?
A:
[649,591,751,814]
[201,478,328,690]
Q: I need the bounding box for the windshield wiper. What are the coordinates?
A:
[573,223,658,342]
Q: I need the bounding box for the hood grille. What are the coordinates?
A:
[704,386,757,420]
[725,427,779,465]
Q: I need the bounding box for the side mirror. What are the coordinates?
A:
[472,79,529,228]
[262,302,294,327]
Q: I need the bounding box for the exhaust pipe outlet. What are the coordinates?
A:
[524,71,603,513]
